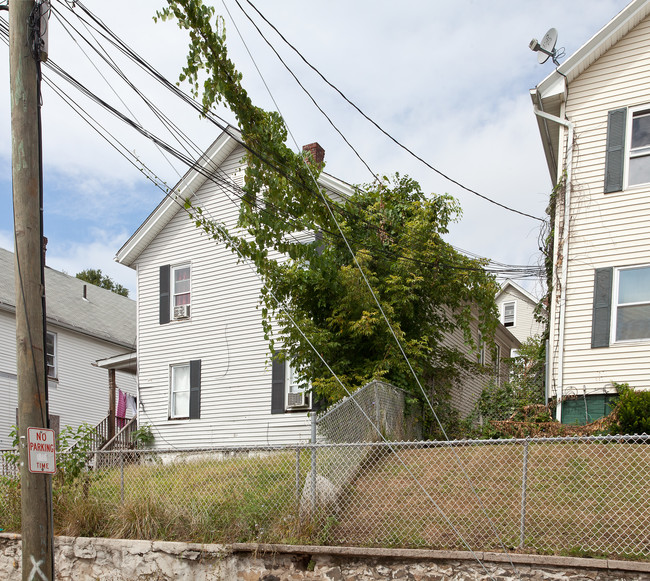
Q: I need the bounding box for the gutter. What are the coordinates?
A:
[533,105,574,422]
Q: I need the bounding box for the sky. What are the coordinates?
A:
[0,0,633,299]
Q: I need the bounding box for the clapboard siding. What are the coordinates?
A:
[0,310,136,448]
[547,13,650,399]
[495,284,544,344]
[135,144,312,449]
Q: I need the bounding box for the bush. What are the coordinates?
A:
[609,384,650,435]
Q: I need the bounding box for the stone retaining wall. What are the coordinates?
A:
[2,533,649,580]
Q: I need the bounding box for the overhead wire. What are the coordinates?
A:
[2,10,523,575]
[222,4,523,577]
[239,0,543,223]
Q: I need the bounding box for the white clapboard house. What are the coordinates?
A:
[531,0,650,423]
[116,129,519,449]
[0,247,136,448]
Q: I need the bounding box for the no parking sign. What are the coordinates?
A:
[27,427,56,474]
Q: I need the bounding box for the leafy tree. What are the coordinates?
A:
[158,1,500,433]
[76,268,129,297]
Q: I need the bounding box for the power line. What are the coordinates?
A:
[239,0,543,223]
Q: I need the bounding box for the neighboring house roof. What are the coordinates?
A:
[495,279,540,307]
[530,0,650,183]
[0,247,136,349]
[116,126,355,268]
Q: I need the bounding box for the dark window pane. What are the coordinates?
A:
[618,267,650,304]
[616,304,650,341]
[628,155,650,185]
[631,112,650,149]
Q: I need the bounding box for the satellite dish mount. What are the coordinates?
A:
[529,28,563,66]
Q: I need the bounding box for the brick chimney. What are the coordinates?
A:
[302,142,325,165]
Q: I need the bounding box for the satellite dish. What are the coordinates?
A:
[537,28,558,64]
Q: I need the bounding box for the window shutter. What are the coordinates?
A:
[271,352,286,414]
[159,265,170,324]
[189,359,201,419]
[591,267,613,348]
[604,108,627,193]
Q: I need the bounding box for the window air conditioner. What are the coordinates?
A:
[287,391,309,409]
[173,304,190,319]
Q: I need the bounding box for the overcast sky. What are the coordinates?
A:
[0,0,632,298]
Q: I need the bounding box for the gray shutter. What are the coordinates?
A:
[591,267,613,348]
[271,352,285,414]
[189,359,201,419]
[159,265,170,324]
[604,108,627,193]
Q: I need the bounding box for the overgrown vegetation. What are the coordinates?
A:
[156,2,500,436]
[608,383,650,435]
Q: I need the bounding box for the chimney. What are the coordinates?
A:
[42,236,48,266]
[302,142,325,165]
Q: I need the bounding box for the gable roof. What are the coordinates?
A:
[116,126,355,268]
[0,247,136,348]
[495,279,540,306]
[531,0,650,182]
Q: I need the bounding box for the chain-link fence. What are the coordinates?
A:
[2,434,647,559]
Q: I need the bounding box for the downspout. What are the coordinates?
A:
[533,105,573,422]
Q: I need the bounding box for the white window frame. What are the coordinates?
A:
[494,344,501,385]
[477,332,486,366]
[285,359,311,409]
[611,264,650,344]
[46,332,57,380]
[171,264,191,320]
[624,105,650,190]
[502,301,516,328]
[169,363,191,419]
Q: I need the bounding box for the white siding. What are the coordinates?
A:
[549,14,650,399]
[0,309,136,448]
[495,286,544,344]
[135,145,311,449]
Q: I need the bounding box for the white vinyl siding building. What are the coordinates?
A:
[495,280,544,344]
[532,0,650,421]
[0,249,137,448]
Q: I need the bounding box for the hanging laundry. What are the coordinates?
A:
[116,389,127,429]
[126,394,137,417]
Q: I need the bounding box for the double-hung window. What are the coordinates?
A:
[271,352,311,413]
[591,265,650,347]
[169,360,202,419]
[160,264,192,323]
[502,301,515,328]
[628,108,650,187]
[170,363,190,418]
[172,265,191,315]
[605,105,650,192]
[613,265,650,342]
[46,332,57,380]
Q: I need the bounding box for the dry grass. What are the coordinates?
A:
[1,441,648,561]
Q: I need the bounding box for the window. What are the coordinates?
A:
[591,265,650,347]
[613,266,650,342]
[159,264,191,324]
[605,105,650,192]
[477,332,486,366]
[271,352,311,413]
[494,344,501,385]
[502,301,516,328]
[172,264,191,318]
[169,360,201,419]
[46,332,57,379]
[628,109,650,187]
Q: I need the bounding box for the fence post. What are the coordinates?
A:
[120,452,125,504]
[295,448,301,508]
[310,412,317,516]
[519,438,530,548]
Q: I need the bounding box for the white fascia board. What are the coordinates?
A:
[535,0,650,99]
[115,129,239,268]
[94,351,137,373]
[318,172,355,201]
[496,279,540,306]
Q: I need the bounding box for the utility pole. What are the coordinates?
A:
[9,0,54,579]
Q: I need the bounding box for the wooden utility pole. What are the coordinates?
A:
[9,0,54,579]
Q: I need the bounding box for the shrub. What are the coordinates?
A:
[609,384,650,435]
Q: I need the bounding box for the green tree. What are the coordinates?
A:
[75,268,129,297]
[158,1,499,433]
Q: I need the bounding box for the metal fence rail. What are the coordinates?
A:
[1,435,649,559]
